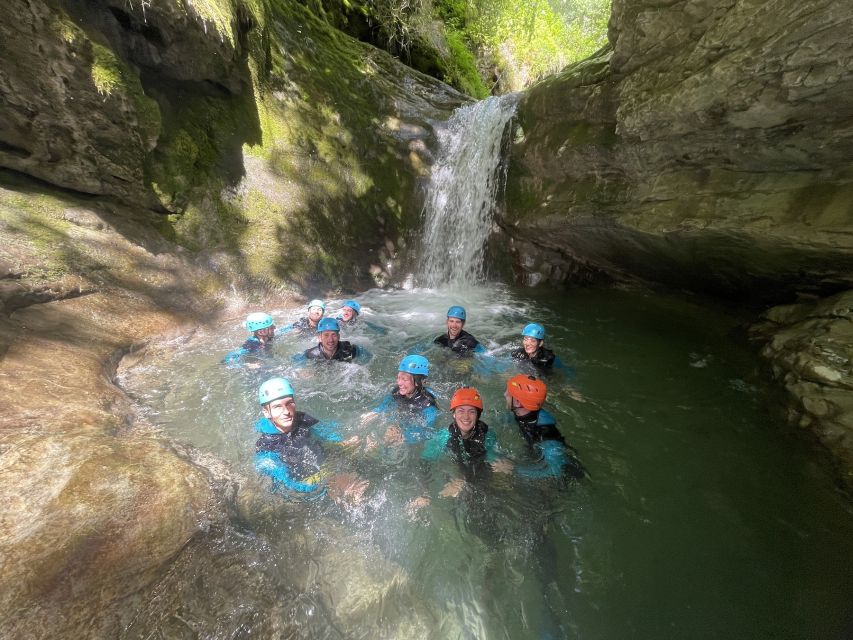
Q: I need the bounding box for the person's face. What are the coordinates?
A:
[308,306,324,324]
[396,371,416,397]
[263,396,297,432]
[522,336,540,355]
[504,389,529,415]
[341,306,356,322]
[446,317,464,339]
[320,330,339,355]
[453,406,478,434]
[255,325,275,342]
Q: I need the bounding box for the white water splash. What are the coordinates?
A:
[417,94,520,287]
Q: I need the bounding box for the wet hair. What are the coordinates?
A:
[412,373,426,390]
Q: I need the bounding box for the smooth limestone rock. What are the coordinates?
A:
[0,180,251,637]
[505,0,853,302]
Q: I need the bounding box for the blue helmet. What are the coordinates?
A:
[245,312,274,332]
[258,377,294,405]
[307,299,326,311]
[521,323,545,340]
[399,354,429,376]
[317,317,340,333]
[342,299,361,314]
[447,305,466,321]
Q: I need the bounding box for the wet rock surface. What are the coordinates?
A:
[0,178,250,637]
[505,0,853,302]
[751,290,853,490]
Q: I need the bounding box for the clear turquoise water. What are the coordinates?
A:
[119,284,853,639]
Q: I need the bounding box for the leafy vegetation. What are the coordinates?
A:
[305,0,611,95]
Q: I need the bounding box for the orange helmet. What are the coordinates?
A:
[506,375,547,411]
[450,387,484,411]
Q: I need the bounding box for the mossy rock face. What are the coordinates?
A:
[0,0,467,293]
[504,0,853,304]
[155,0,467,291]
[0,0,162,206]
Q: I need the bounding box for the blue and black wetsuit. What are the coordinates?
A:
[223,335,273,365]
[374,386,439,443]
[254,412,343,493]
[422,420,499,481]
[303,341,358,362]
[434,330,484,356]
[513,410,585,480]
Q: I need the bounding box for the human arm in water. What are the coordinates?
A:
[254,450,326,493]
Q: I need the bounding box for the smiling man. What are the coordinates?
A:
[433,305,484,355]
[303,318,358,362]
[254,377,366,499]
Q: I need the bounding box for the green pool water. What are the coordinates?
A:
[118,283,853,639]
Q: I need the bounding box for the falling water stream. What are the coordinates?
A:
[118,98,853,639]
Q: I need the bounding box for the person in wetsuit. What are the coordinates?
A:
[505,374,585,480]
[362,355,439,444]
[409,387,512,513]
[336,299,361,328]
[433,305,485,356]
[254,377,366,498]
[283,299,326,335]
[511,323,558,370]
[303,317,358,362]
[223,312,277,365]
[335,299,388,335]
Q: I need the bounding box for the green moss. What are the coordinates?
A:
[90,42,123,95]
[185,0,238,45]
[442,29,489,98]
[0,189,74,283]
[146,0,439,290]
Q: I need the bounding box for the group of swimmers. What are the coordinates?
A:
[228,298,584,503]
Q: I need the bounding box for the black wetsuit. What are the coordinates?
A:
[513,410,565,446]
[290,317,319,334]
[304,341,357,362]
[389,385,438,412]
[422,419,496,481]
[513,410,585,479]
[240,336,271,353]
[434,329,480,355]
[445,420,492,464]
[511,346,556,370]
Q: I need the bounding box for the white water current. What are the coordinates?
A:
[417,94,520,287]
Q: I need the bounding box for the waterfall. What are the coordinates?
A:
[416,94,520,288]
